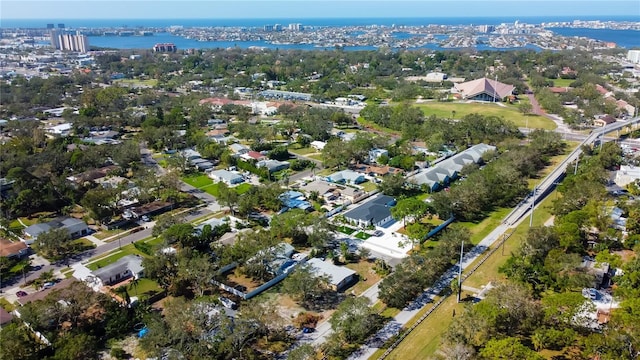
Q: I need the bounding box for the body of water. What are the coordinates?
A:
[548,27,640,48]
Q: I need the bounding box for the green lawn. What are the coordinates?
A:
[182,173,252,197]
[113,78,158,87]
[414,102,557,130]
[337,225,357,235]
[360,181,378,192]
[288,144,318,156]
[126,278,162,298]
[0,297,16,312]
[458,207,511,245]
[547,78,575,87]
[182,173,214,188]
[355,232,372,240]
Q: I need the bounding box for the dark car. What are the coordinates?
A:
[16,291,28,297]
[302,327,315,334]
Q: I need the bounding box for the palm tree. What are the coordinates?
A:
[130,277,140,297]
[309,162,318,176]
[339,242,349,264]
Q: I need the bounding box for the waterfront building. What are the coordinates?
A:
[627,50,640,64]
[153,43,177,52]
[50,29,89,52]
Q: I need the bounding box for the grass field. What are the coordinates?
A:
[182,173,252,197]
[360,181,378,192]
[288,144,318,156]
[113,78,158,87]
[125,278,162,298]
[414,102,557,130]
[458,207,511,245]
[547,78,575,88]
[345,259,382,295]
[355,232,372,240]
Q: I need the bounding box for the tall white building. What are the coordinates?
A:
[50,30,89,52]
[627,50,640,64]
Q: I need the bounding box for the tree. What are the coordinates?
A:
[518,102,533,115]
[378,173,406,196]
[52,333,99,360]
[142,251,178,292]
[0,322,41,360]
[177,252,217,297]
[287,343,316,360]
[217,181,239,214]
[391,198,430,226]
[329,296,381,343]
[480,337,544,360]
[32,228,73,261]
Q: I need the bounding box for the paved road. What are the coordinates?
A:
[0,208,212,291]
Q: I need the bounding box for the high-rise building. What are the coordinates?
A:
[627,50,640,64]
[50,29,89,52]
[263,25,274,32]
[46,23,54,29]
[57,23,65,28]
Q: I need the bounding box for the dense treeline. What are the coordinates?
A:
[440,142,640,359]
[430,130,564,221]
[379,226,472,308]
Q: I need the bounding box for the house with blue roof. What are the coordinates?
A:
[279,191,313,212]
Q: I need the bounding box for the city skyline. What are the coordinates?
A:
[2,0,639,20]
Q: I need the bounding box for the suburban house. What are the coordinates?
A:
[229,143,250,155]
[66,165,119,187]
[339,186,365,202]
[88,255,144,287]
[353,164,403,177]
[208,169,245,185]
[279,191,313,212]
[306,258,357,291]
[614,165,640,187]
[24,217,89,244]
[593,115,616,127]
[257,159,290,173]
[343,194,396,228]
[300,180,338,201]
[0,238,29,258]
[124,200,173,220]
[190,158,215,171]
[242,151,268,162]
[310,140,326,151]
[368,148,389,164]
[326,170,365,185]
[452,77,515,102]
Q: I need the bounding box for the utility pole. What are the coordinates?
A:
[574,154,579,175]
[457,240,464,303]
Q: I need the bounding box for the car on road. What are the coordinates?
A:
[16,290,28,297]
[373,230,384,237]
[43,282,56,289]
[302,327,315,333]
[141,215,151,222]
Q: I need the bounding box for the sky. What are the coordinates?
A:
[1,0,639,19]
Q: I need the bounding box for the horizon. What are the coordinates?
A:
[2,1,639,20]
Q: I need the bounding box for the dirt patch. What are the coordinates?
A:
[227,271,262,292]
[612,249,635,262]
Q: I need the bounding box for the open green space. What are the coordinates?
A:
[0,297,16,312]
[288,144,318,156]
[355,232,372,240]
[414,102,557,130]
[458,207,511,245]
[337,225,357,235]
[125,278,162,298]
[113,78,158,87]
[182,173,214,188]
[547,78,575,87]
[360,181,378,192]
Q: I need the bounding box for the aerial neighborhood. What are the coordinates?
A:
[1,18,640,360]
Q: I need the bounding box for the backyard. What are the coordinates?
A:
[182,173,252,197]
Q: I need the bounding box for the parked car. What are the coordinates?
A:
[302,327,315,333]
[141,215,151,222]
[43,282,56,289]
[373,230,384,237]
[16,290,28,297]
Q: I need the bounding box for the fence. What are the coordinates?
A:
[377,229,515,359]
